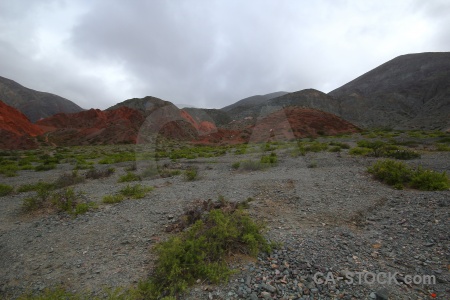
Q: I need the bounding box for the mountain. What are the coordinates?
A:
[183,108,231,127]
[221,91,289,114]
[0,100,43,149]
[37,97,219,146]
[0,76,84,122]
[106,96,172,116]
[329,52,450,130]
[223,89,340,125]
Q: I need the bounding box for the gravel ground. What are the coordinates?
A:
[0,148,449,299]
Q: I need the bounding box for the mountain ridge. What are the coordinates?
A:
[0,76,84,122]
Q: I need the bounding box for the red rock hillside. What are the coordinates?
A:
[248,107,359,142]
[36,105,217,146]
[0,100,43,149]
[36,107,146,145]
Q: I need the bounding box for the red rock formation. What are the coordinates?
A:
[0,100,43,149]
[248,107,360,142]
[36,107,146,145]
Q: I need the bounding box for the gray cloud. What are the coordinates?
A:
[0,0,449,110]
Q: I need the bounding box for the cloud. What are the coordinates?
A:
[0,0,449,109]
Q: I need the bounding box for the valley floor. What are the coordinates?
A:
[0,139,449,299]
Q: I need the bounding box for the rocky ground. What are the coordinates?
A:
[0,145,449,299]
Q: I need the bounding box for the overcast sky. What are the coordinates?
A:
[0,0,449,110]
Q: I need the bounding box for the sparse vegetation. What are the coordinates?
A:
[0,183,14,196]
[118,172,141,182]
[85,167,115,179]
[231,161,240,169]
[184,167,199,181]
[368,159,449,190]
[119,184,153,199]
[102,194,125,204]
[260,152,277,165]
[137,202,273,299]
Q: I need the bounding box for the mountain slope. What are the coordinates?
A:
[0,76,84,122]
[0,100,43,149]
[221,91,289,113]
[106,96,173,116]
[224,89,340,125]
[329,52,450,130]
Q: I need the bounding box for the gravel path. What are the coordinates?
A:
[1,149,449,299]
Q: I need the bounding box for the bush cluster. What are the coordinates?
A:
[368,159,449,190]
[138,206,273,298]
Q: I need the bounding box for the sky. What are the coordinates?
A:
[0,0,449,110]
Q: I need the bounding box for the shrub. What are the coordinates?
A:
[307,161,318,168]
[0,162,19,177]
[329,146,341,152]
[349,147,372,156]
[18,182,54,193]
[0,184,14,197]
[368,159,412,187]
[138,208,272,298]
[410,168,450,191]
[435,143,450,151]
[329,141,350,149]
[22,186,51,211]
[85,167,115,179]
[260,152,277,165]
[34,163,56,172]
[231,162,240,169]
[368,159,449,191]
[386,149,421,160]
[119,184,153,199]
[53,170,85,189]
[102,194,125,204]
[184,168,198,181]
[118,172,141,183]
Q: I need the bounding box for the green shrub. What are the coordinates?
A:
[386,149,421,160]
[239,160,266,171]
[0,162,19,177]
[435,143,450,151]
[102,194,125,204]
[329,146,341,152]
[231,162,240,169]
[34,163,56,171]
[138,208,272,298]
[368,159,449,191]
[0,184,14,197]
[184,168,198,181]
[18,182,54,193]
[260,152,277,165]
[349,147,372,156]
[410,168,450,191]
[368,159,412,187]
[73,202,97,215]
[22,186,51,211]
[329,141,350,149]
[118,172,141,183]
[119,184,153,199]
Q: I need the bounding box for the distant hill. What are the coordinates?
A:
[0,100,43,149]
[223,89,340,125]
[0,76,84,122]
[221,91,289,115]
[329,52,450,130]
[106,96,173,116]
